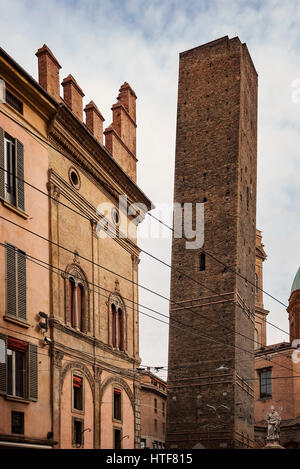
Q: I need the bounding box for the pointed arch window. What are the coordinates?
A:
[118,308,124,351]
[109,294,126,352]
[111,304,117,348]
[65,265,89,333]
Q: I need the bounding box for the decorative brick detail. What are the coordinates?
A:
[62,74,85,121]
[84,101,105,144]
[36,44,61,101]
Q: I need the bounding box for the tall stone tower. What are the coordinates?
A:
[166,36,258,449]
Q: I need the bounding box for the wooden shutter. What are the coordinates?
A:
[6,244,16,317]
[0,334,7,395]
[16,139,24,211]
[28,343,38,401]
[17,249,26,320]
[0,127,4,199]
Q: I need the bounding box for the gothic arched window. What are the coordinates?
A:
[65,265,89,333]
[109,294,126,352]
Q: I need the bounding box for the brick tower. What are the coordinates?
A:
[166,37,258,449]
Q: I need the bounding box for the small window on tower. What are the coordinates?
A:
[199,252,206,271]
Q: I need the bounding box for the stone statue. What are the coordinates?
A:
[266,406,281,443]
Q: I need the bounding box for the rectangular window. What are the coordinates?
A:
[0,334,37,401]
[7,336,27,398]
[259,368,272,399]
[6,244,26,320]
[154,398,157,414]
[11,411,24,434]
[114,428,121,449]
[6,90,23,115]
[113,388,122,421]
[162,402,165,417]
[4,134,16,205]
[0,128,25,211]
[73,418,83,447]
[154,419,157,432]
[73,375,83,411]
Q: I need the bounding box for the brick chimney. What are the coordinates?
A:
[104,82,137,181]
[35,44,61,101]
[61,74,84,121]
[84,101,105,144]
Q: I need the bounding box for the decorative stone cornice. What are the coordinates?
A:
[48,103,152,210]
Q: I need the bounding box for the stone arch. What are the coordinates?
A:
[100,375,134,410]
[64,263,90,333]
[108,292,127,351]
[60,360,95,402]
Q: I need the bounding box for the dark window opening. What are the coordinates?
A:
[199,252,206,271]
[259,368,272,399]
[114,388,122,421]
[6,90,23,114]
[154,419,158,432]
[112,304,117,347]
[114,428,121,449]
[73,375,83,411]
[11,411,24,434]
[73,419,83,447]
[154,398,157,414]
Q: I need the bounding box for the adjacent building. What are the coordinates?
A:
[0,44,152,448]
[254,251,300,448]
[139,368,167,449]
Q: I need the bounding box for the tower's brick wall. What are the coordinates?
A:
[166,36,258,449]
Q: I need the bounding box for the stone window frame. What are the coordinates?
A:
[113,425,122,449]
[68,166,81,190]
[72,416,84,448]
[112,386,123,424]
[258,367,272,400]
[71,370,85,415]
[108,293,127,352]
[64,264,90,334]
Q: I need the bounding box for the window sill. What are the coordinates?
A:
[5,395,30,404]
[259,396,272,401]
[3,315,30,328]
[1,199,29,219]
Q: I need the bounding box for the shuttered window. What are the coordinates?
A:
[6,244,26,320]
[0,127,25,211]
[0,334,38,401]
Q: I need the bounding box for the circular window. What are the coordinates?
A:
[111,207,120,225]
[69,167,81,189]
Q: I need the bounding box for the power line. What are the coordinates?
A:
[0,108,297,375]
[0,240,298,380]
[0,107,289,312]
[0,212,291,365]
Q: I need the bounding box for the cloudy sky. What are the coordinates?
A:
[2,0,300,379]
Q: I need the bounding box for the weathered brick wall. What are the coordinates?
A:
[166,36,257,449]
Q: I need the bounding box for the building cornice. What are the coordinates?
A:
[49,104,152,210]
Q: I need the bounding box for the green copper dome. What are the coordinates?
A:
[291,267,300,294]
